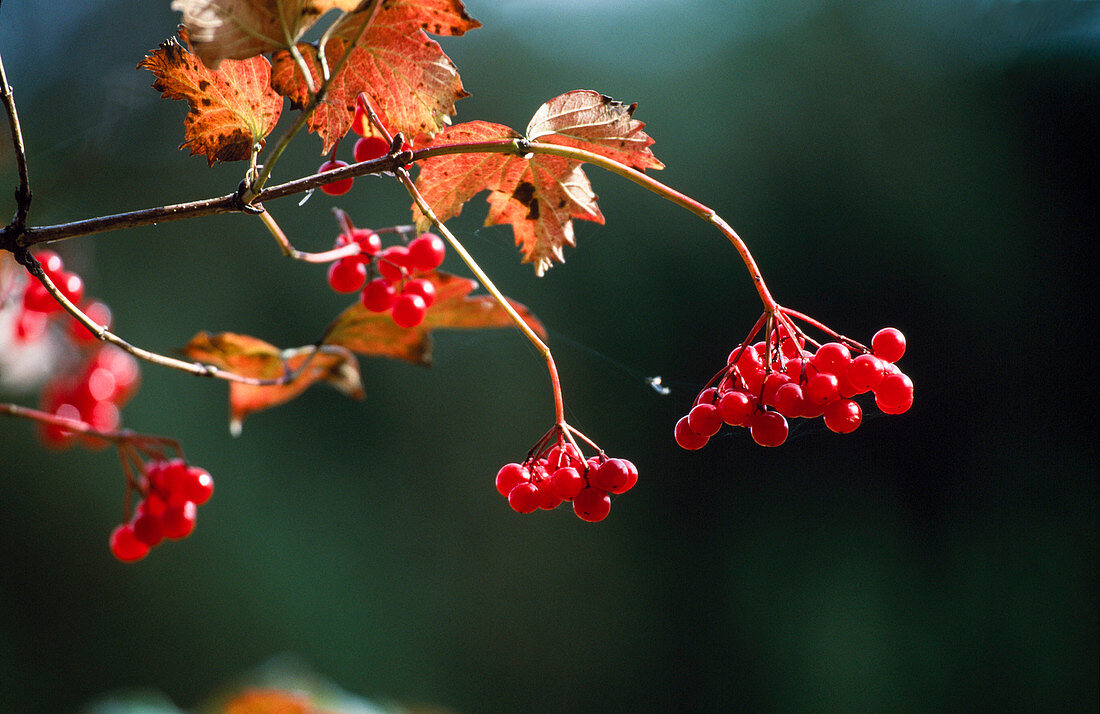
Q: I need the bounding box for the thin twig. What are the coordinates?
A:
[0,47,31,231]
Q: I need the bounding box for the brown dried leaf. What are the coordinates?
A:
[179,332,363,434]
[322,271,545,365]
[171,0,365,68]
[138,34,282,164]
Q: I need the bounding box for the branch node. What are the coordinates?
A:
[233,179,264,215]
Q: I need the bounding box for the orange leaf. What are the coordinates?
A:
[222,687,322,714]
[171,0,364,68]
[139,34,282,165]
[269,1,477,154]
[322,271,545,365]
[180,332,363,434]
[414,91,664,274]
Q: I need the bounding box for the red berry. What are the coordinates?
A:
[349,228,382,256]
[161,501,198,539]
[549,466,585,500]
[717,390,754,426]
[761,372,792,405]
[318,159,353,196]
[407,234,446,272]
[33,249,64,276]
[14,309,48,342]
[875,372,914,413]
[546,443,582,471]
[401,278,436,308]
[608,459,638,495]
[693,386,718,407]
[495,462,529,497]
[327,257,367,293]
[22,278,60,314]
[182,466,214,505]
[534,480,563,510]
[351,104,372,136]
[507,482,540,513]
[573,487,611,522]
[109,524,150,562]
[674,415,708,450]
[353,135,390,163]
[377,245,410,282]
[811,342,851,374]
[871,327,906,363]
[590,458,631,493]
[132,511,165,547]
[803,372,840,406]
[391,293,427,328]
[361,278,397,312]
[750,410,788,447]
[823,399,862,433]
[773,382,805,419]
[687,403,723,437]
[847,354,885,392]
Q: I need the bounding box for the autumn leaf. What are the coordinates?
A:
[179,332,363,434]
[139,33,283,165]
[413,90,663,275]
[322,271,544,365]
[171,0,365,68]
[269,0,478,154]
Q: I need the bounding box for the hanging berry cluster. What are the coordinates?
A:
[109,456,214,562]
[325,227,446,328]
[495,427,638,522]
[676,313,913,449]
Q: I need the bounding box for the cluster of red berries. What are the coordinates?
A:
[316,104,412,196]
[676,325,913,449]
[39,344,140,449]
[108,457,214,562]
[10,249,106,344]
[326,228,446,328]
[495,439,638,522]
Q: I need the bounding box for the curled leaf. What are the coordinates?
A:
[179,332,363,434]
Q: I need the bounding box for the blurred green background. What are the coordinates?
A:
[1,1,1096,711]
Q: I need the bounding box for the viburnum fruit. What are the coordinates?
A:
[326,257,367,293]
[109,457,214,562]
[353,135,390,164]
[677,314,912,449]
[493,428,636,522]
[318,159,353,196]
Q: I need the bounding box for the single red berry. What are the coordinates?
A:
[161,501,198,539]
[674,415,709,450]
[156,458,190,498]
[391,293,427,328]
[327,257,367,293]
[811,342,852,374]
[82,367,117,402]
[694,386,718,407]
[407,233,446,272]
[182,466,214,505]
[377,245,410,282]
[573,487,611,522]
[717,390,754,426]
[22,278,61,314]
[875,372,914,413]
[401,277,436,308]
[847,353,885,392]
[109,523,150,562]
[687,403,723,437]
[353,135,390,163]
[803,372,840,406]
[750,410,788,447]
[534,480,564,510]
[349,228,382,256]
[361,278,397,312]
[823,399,862,433]
[608,459,638,495]
[318,159,353,196]
[507,482,540,514]
[546,443,583,471]
[549,466,585,500]
[761,372,792,405]
[773,382,805,419]
[590,458,632,493]
[871,327,906,363]
[728,344,761,370]
[495,462,529,497]
[33,249,64,276]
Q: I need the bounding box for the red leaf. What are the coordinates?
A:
[179,332,363,434]
[139,34,282,165]
[172,0,365,68]
[269,0,477,154]
[414,91,663,274]
[322,271,545,365]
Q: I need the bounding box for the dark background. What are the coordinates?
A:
[1,1,1096,711]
